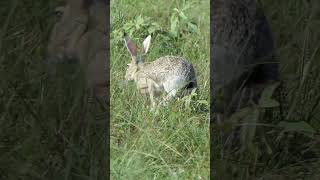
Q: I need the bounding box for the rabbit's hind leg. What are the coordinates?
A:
[147,82,157,109]
[161,77,185,104]
[160,89,177,106]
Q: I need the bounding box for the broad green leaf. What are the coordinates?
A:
[259,99,280,108]
[148,27,156,34]
[135,15,144,26]
[258,82,280,108]
[278,121,315,137]
[187,22,198,33]
[197,100,208,106]
[182,2,192,11]
[191,88,197,96]
[179,11,188,20]
[173,8,179,13]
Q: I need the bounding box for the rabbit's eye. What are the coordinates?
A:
[53,6,65,20]
[54,11,63,19]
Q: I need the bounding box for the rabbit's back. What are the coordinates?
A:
[212,0,278,113]
[212,0,258,89]
[141,56,196,87]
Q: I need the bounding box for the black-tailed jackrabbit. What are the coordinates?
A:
[212,0,279,120]
[124,34,197,109]
[46,0,108,100]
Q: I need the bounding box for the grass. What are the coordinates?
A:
[212,0,320,179]
[1,0,319,179]
[110,0,210,179]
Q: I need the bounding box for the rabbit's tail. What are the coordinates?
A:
[181,80,197,96]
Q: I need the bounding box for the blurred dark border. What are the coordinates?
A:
[0,0,110,179]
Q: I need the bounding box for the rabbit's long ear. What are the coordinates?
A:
[142,35,151,54]
[124,34,137,63]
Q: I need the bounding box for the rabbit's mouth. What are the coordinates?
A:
[124,73,134,82]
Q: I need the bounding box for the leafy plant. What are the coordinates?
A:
[111,15,162,44]
[169,1,199,38]
[258,82,281,108]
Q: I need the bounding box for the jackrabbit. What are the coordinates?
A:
[212,0,279,120]
[46,0,108,101]
[124,34,197,108]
